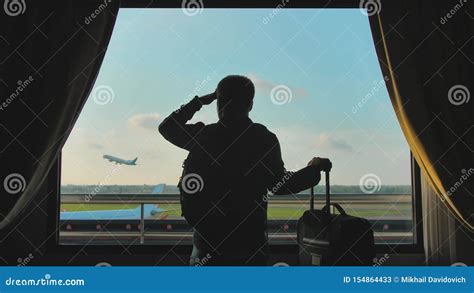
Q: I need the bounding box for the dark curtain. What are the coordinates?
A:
[0,0,120,228]
[369,0,473,230]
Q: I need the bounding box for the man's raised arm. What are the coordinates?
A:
[159,93,216,150]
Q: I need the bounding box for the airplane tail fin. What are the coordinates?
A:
[132,158,138,164]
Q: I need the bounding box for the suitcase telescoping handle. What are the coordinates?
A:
[325,170,330,208]
[310,171,330,211]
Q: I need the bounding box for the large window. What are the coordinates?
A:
[60,8,415,246]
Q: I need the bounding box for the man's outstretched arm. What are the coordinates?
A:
[159,93,216,150]
[271,166,321,195]
[264,133,331,195]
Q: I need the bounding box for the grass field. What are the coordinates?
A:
[61,204,140,211]
[61,202,410,219]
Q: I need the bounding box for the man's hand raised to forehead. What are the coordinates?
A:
[199,92,217,105]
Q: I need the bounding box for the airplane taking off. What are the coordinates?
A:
[103,154,138,165]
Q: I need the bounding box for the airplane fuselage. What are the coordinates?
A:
[103,154,138,165]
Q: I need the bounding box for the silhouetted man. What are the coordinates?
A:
[159,75,331,265]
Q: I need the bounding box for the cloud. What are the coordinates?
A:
[317,133,353,152]
[128,113,162,131]
[247,73,309,98]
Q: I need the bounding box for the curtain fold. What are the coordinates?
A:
[421,175,457,265]
[0,0,120,229]
[368,0,473,230]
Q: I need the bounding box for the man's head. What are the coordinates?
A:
[216,75,255,120]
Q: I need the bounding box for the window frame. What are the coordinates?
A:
[45,0,424,256]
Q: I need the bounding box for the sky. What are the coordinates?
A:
[61,8,410,186]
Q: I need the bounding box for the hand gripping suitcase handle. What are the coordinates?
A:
[310,171,330,211]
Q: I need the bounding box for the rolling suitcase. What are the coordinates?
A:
[297,171,375,266]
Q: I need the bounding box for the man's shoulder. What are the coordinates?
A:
[201,121,278,141]
[251,122,269,132]
[252,123,278,140]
